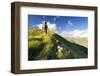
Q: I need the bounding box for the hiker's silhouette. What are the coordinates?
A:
[42,22,48,34]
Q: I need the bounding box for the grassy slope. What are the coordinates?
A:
[66,38,88,48]
[28,28,88,60]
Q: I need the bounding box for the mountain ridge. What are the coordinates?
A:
[28,29,88,60]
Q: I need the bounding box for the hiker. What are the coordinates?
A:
[42,22,48,34]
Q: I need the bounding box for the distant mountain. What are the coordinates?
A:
[28,28,88,60]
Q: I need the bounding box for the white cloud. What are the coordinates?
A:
[47,22,57,31]
[67,20,73,26]
[36,21,57,31]
[37,24,43,29]
[32,25,35,27]
[59,30,88,38]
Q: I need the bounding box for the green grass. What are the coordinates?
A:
[28,28,88,60]
[66,38,88,47]
[28,40,42,48]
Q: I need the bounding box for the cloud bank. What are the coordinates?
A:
[59,30,88,38]
[34,21,88,38]
[36,22,57,31]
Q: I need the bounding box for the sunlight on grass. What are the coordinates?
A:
[28,40,42,48]
[66,38,88,47]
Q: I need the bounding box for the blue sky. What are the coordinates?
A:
[28,15,88,38]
